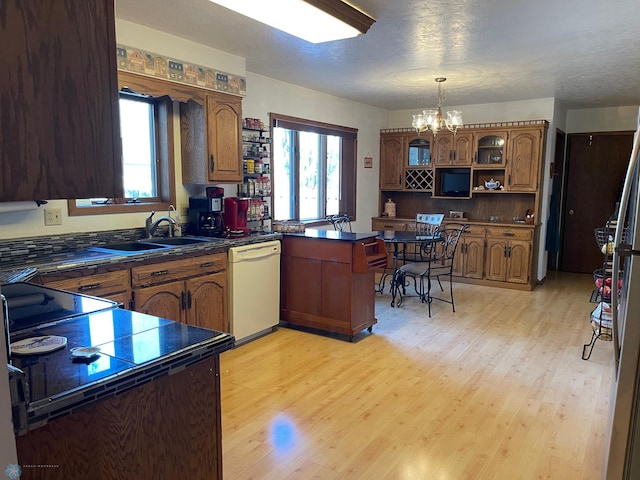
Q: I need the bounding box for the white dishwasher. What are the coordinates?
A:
[228,240,281,345]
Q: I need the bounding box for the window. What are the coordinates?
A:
[271,113,357,223]
[68,91,175,215]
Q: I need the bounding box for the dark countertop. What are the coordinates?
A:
[284,229,380,242]
[9,307,234,433]
[0,232,282,283]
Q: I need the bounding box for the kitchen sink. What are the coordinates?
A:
[144,236,214,246]
[88,242,171,255]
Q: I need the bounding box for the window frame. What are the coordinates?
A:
[68,72,182,216]
[270,113,357,226]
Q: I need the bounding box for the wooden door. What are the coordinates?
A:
[485,238,507,281]
[187,273,228,332]
[132,282,185,323]
[452,132,474,166]
[507,128,542,191]
[206,93,242,183]
[506,241,531,284]
[561,132,633,273]
[379,135,404,189]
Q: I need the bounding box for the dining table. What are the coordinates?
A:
[375,230,442,307]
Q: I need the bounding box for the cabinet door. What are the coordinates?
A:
[507,128,541,192]
[462,237,485,279]
[434,134,453,166]
[1,0,122,201]
[452,132,474,166]
[379,135,404,190]
[485,238,507,282]
[506,241,531,284]
[186,272,228,332]
[206,94,242,183]
[474,130,508,166]
[133,282,185,323]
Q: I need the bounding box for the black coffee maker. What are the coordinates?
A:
[188,195,225,237]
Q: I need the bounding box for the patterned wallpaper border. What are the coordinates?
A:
[116,44,246,96]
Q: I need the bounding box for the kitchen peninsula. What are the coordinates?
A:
[280,230,387,340]
[7,284,233,480]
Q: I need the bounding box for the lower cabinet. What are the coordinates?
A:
[372,217,536,289]
[485,227,532,284]
[453,226,485,279]
[131,253,229,332]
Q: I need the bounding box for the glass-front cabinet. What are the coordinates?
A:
[407,137,431,166]
[474,130,508,166]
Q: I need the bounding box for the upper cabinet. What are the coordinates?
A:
[506,128,542,191]
[1,0,123,201]
[379,134,404,190]
[181,93,243,184]
[474,130,508,167]
[434,132,474,166]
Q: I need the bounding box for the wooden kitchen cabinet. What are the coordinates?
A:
[485,227,532,284]
[453,225,485,279]
[379,134,405,190]
[1,0,122,201]
[506,128,542,191]
[434,132,474,166]
[38,269,131,307]
[131,253,229,332]
[181,93,243,184]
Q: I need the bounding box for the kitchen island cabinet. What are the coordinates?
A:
[280,230,386,340]
[10,307,233,480]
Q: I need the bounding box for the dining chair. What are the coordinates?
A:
[326,214,352,232]
[402,213,445,263]
[394,223,467,317]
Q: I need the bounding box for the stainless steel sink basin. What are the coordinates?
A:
[88,242,170,255]
[144,236,214,246]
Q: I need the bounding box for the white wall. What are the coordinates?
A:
[242,72,388,231]
[566,106,638,133]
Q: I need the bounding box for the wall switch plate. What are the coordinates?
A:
[44,208,62,226]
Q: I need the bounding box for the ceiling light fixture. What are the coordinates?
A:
[209,0,375,44]
[412,78,463,136]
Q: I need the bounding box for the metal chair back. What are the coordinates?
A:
[326,214,352,232]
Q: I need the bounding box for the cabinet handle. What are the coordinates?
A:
[507,246,512,258]
[181,291,186,310]
[200,261,215,268]
[187,291,192,309]
[508,174,511,186]
[502,232,515,237]
[78,283,102,292]
[210,154,215,173]
[151,269,169,277]
[504,246,508,257]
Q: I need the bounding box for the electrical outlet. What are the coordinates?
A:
[44,208,62,226]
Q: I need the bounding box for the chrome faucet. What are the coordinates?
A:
[145,211,177,238]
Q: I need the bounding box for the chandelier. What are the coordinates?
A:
[411,77,463,135]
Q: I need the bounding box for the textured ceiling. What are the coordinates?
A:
[115,0,640,111]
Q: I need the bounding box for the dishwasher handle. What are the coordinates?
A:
[229,242,281,262]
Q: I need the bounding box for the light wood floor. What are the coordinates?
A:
[220,272,613,480]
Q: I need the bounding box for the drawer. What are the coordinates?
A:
[486,227,533,241]
[43,270,130,297]
[372,219,408,231]
[461,225,486,237]
[131,253,226,287]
